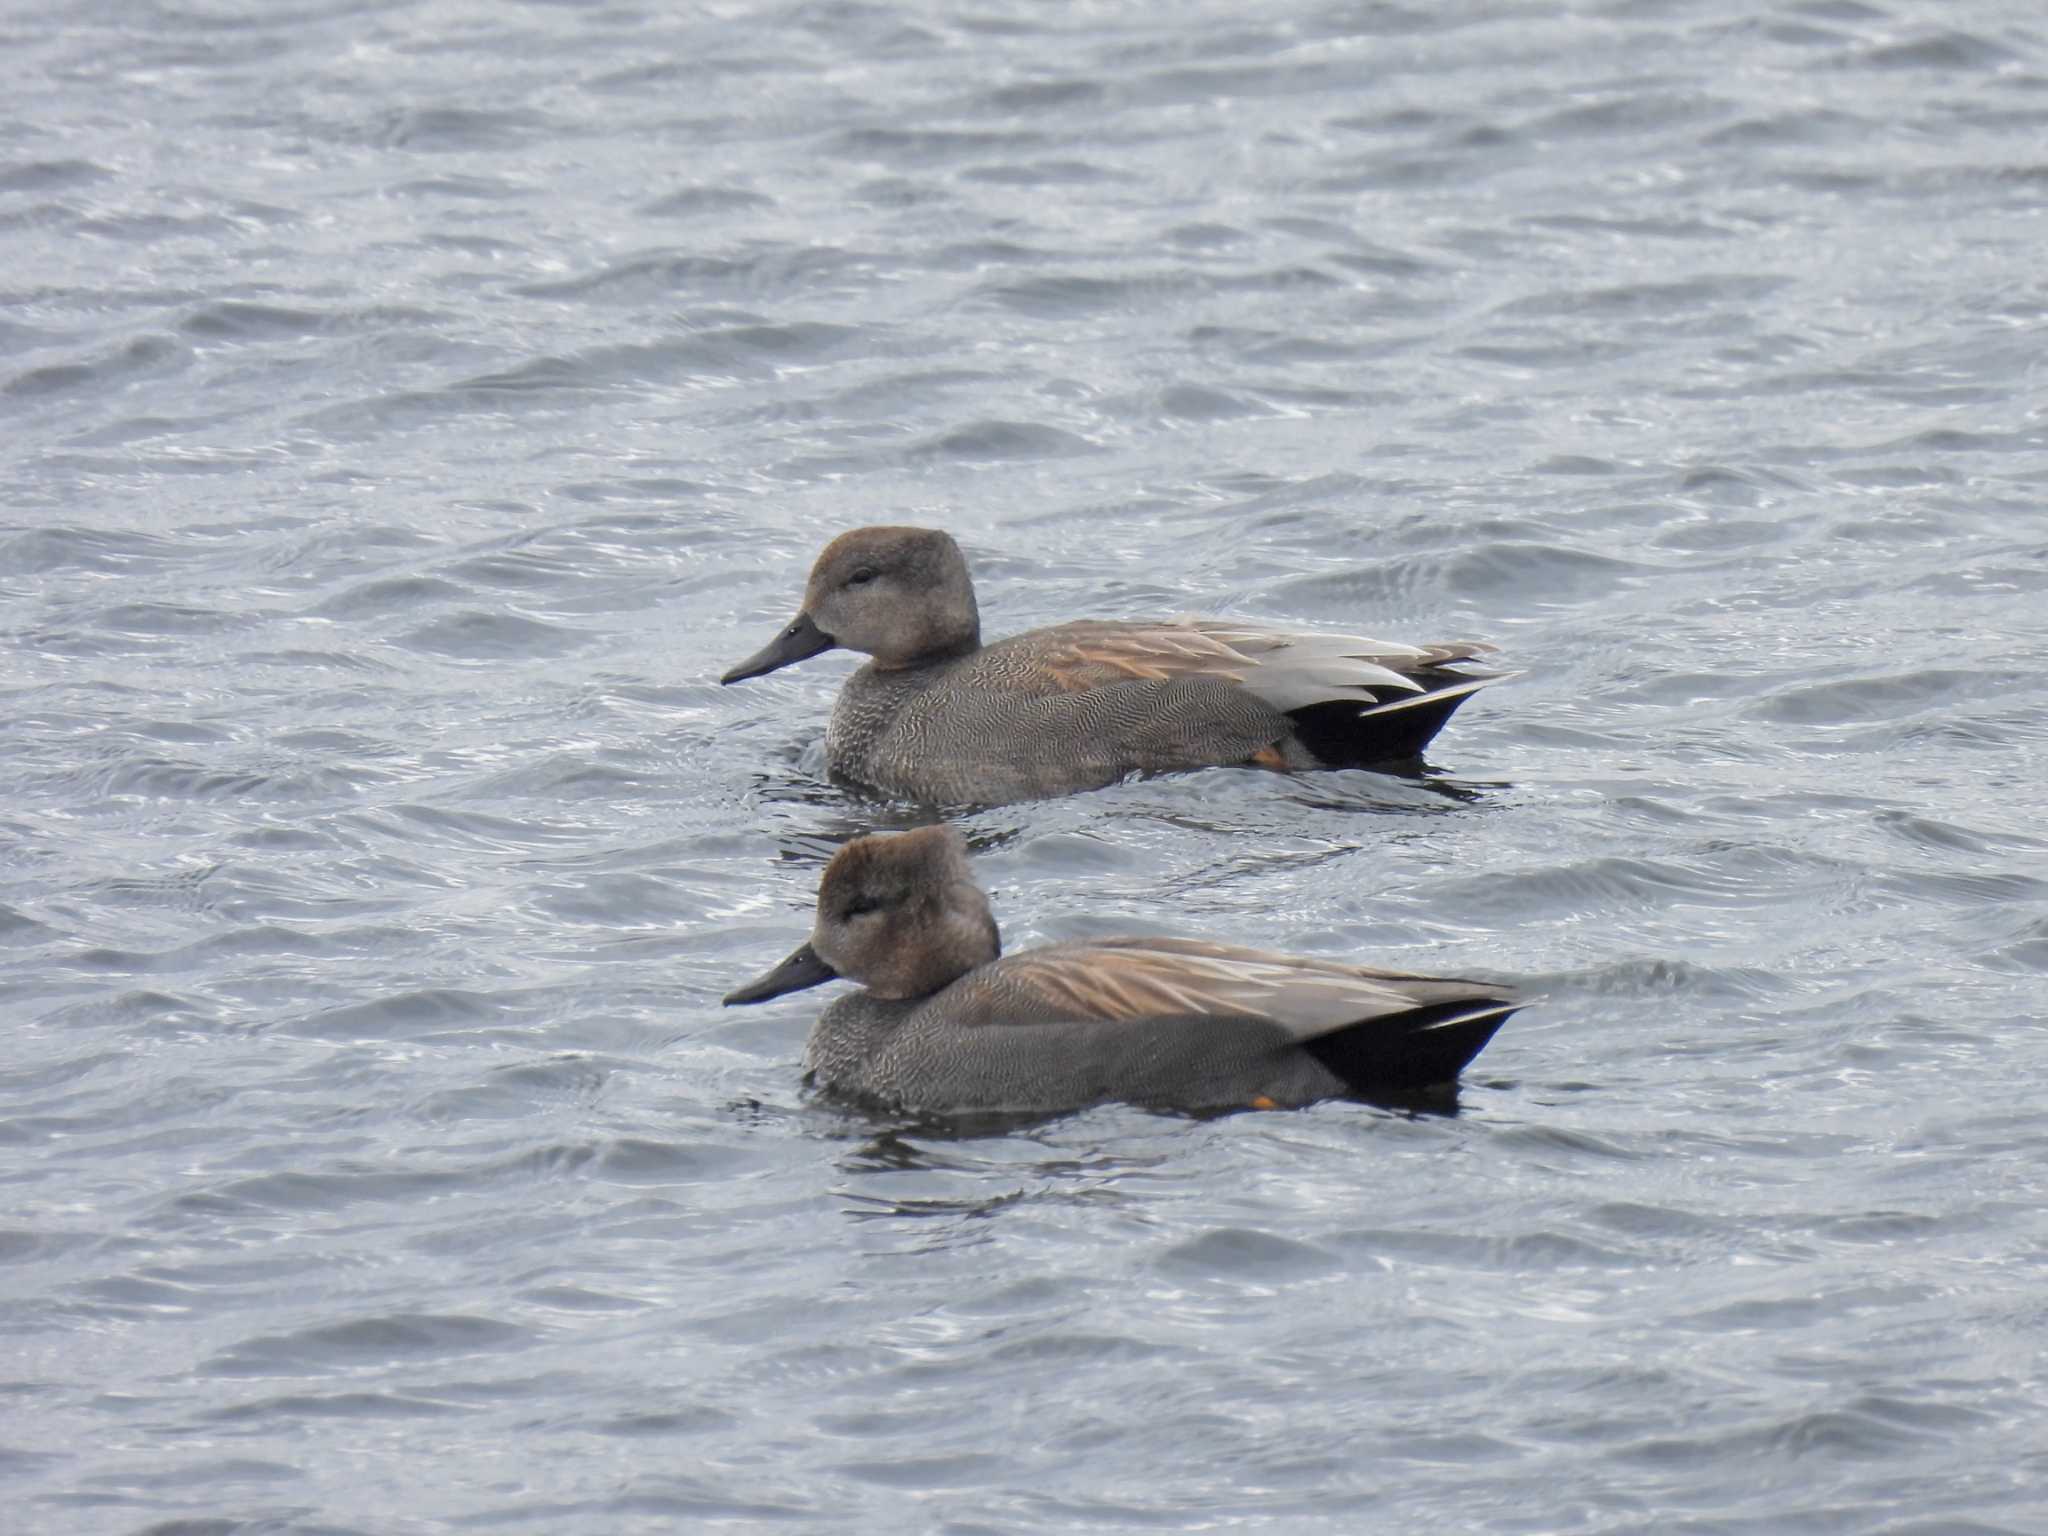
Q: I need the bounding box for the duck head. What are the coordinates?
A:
[723,825,1002,1005]
[719,526,981,683]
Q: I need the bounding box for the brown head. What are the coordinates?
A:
[719,526,981,684]
[722,825,1002,1006]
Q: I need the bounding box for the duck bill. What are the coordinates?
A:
[720,612,835,684]
[723,941,839,1006]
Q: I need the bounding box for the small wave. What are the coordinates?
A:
[396,610,595,660]
[514,247,867,305]
[457,326,861,402]
[976,271,1199,319]
[1873,867,2048,909]
[1615,1405,1928,1469]
[1526,90,1733,141]
[1333,1223,1638,1270]
[1872,808,2048,858]
[387,172,526,200]
[1434,847,1859,930]
[0,157,111,192]
[209,1390,465,1423]
[1748,668,2025,726]
[827,126,1049,168]
[1164,221,1250,250]
[1269,540,1649,613]
[178,300,329,341]
[1978,913,2048,975]
[94,602,252,636]
[1155,1226,1341,1279]
[312,574,470,620]
[906,419,1098,461]
[1495,273,1790,320]
[972,78,1106,115]
[1145,383,1277,423]
[371,106,562,152]
[1704,106,1873,148]
[1654,515,1800,552]
[0,1227,105,1266]
[0,903,56,947]
[0,526,195,575]
[1305,3,1449,41]
[589,1404,737,1436]
[962,159,1122,187]
[592,1136,752,1184]
[5,334,188,400]
[1190,324,1369,366]
[412,1059,617,1124]
[89,755,360,806]
[640,186,776,218]
[440,548,582,593]
[365,802,586,851]
[1583,1201,1731,1239]
[1532,956,1790,1001]
[833,1451,1008,1491]
[204,1312,530,1376]
[1849,30,2018,72]
[918,238,1064,273]
[293,988,503,1042]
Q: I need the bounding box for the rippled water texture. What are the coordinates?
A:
[6,0,2048,1531]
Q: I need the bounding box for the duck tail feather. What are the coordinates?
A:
[1285,673,1513,766]
[1302,999,1522,1092]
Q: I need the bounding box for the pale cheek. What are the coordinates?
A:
[873,929,925,998]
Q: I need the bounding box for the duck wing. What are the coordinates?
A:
[976,935,1519,1042]
[1027,618,1495,712]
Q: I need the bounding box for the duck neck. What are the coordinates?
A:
[876,601,980,670]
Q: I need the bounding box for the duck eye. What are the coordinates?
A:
[841,895,883,919]
[846,566,879,588]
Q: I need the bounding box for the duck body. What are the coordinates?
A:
[799,956,1351,1113]
[725,828,1524,1116]
[722,528,1506,807]
[802,938,1517,1114]
[824,625,1297,805]
[803,985,1354,1113]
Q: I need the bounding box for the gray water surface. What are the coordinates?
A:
[5,1,2048,1531]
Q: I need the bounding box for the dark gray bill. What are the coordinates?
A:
[720,611,835,685]
[723,941,838,1006]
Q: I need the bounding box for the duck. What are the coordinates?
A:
[723,826,1524,1114]
[719,526,1508,806]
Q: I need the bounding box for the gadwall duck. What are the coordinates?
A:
[724,827,1524,1113]
[720,526,1508,806]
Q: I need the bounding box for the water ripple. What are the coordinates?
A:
[6,0,2048,1530]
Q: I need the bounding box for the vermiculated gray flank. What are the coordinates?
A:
[6,0,2048,1532]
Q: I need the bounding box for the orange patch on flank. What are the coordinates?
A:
[1248,1094,1280,1111]
[1249,744,1289,772]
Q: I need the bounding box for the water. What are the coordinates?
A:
[5,0,2048,1530]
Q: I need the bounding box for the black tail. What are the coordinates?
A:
[1285,673,1502,768]
[1301,999,1520,1093]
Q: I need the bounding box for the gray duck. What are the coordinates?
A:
[721,526,1508,806]
[724,826,1525,1114]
